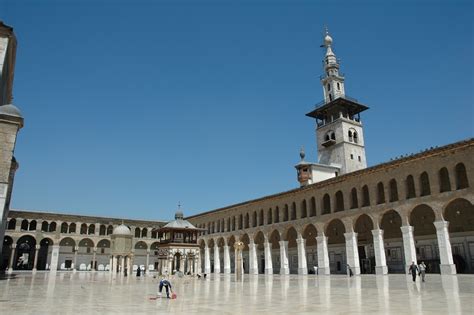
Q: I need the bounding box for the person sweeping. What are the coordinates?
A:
[158,278,174,299]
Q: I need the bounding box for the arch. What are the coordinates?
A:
[150,242,160,250]
[410,204,436,236]
[37,238,53,270]
[7,218,16,230]
[259,209,264,226]
[361,185,370,207]
[348,130,353,142]
[290,202,296,220]
[300,200,308,218]
[283,204,289,221]
[439,167,451,192]
[97,239,111,248]
[354,214,374,244]
[302,224,318,247]
[48,222,56,232]
[69,223,76,234]
[353,131,359,143]
[455,163,469,189]
[322,194,331,214]
[310,197,316,217]
[60,222,68,233]
[238,214,243,229]
[15,235,37,270]
[335,191,344,212]
[325,219,345,245]
[29,220,37,231]
[284,226,298,273]
[389,179,399,202]
[78,238,94,248]
[59,237,76,247]
[245,213,250,229]
[419,172,431,196]
[39,238,54,246]
[41,221,49,232]
[377,182,385,204]
[350,188,358,209]
[80,223,87,235]
[267,208,273,224]
[99,225,106,235]
[135,227,141,238]
[107,225,113,235]
[232,216,236,231]
[87,224,95,235]
[406,175,416,199]
[20,219,28,231]
[274,206,280,223]
[141,228,148,238]
[444,198,474,233]
[134,241,148,250]
[252,211,257,228]
[380,209,402,239]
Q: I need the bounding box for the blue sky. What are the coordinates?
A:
[2,0,473,221]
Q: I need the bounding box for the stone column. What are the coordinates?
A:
[248,241,258,275]
[213,244,221,274]
[297,236,308,275]
[316,233,330,275]
[73,246,78,272]
[146,249,150,272]
[49,245,60,272]
[344,232,361,275]
[234,241,245,280]
[129,254,134,273]
[278,240,289,275]
[109,256,113,273]
[92,247,97,271]
[371,229,388,275]
[204,245,211,274]
[400,225,417,271]
[112,256,118,273]
[263,239,273,275]
[32,245,40,271]
[223,245,231,274]
[434,221,456,274]
[7,244,16,274]
[120,256,125,274]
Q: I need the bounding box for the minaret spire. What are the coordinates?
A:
[321,28,345,103]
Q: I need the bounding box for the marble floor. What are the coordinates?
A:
[0,272,473,314]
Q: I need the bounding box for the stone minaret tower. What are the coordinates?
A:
[306,29,369,175]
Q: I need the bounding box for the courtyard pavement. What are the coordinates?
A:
[0,272,472,314]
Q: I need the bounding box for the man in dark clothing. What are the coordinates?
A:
[158,278,173,298]
[408,261,419,282]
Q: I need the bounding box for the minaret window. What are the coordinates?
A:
[327,84,331,91]
[329,94,333,101]
[348,130,353,142]
[353,132,358,143]
[337,82,340,90]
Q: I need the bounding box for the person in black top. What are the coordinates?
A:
[158,278,173,298]
[408,261,419,282]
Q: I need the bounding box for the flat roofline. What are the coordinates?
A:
[306,97,369,119]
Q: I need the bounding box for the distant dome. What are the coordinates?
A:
[175,211,184,220]
[324,34,333,46]
[0,104,23,118]
[113,224,131,235]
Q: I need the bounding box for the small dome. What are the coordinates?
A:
[175,211,184,220]
[0,104,23,118]
[324,34,333,46]
[113,224,131,235]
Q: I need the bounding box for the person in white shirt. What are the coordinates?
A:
[418,261,427,282]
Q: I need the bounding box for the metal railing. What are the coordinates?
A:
[313,95,359,109]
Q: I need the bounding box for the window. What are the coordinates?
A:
[438,167,451,192]
[406,175,416,199]
[329,94,333,101]
[350,154,354,160]
[420,172,431,196]
[358,156,361,162]
[362,185,370,207]
[350,188,358,209]
[327,84,331,91]
[389,179,399,202]
[322,194,331,214]
[353,132,359,143]
[348,130,353,142]
[455,163,469,189]
[335,191,344,212]
[377,182,385,204]
[7,219,16,230]
[337,82,340,90]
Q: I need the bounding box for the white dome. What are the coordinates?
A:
[113,224,131,235]
[324,34,333,46]
[0,104,23,118]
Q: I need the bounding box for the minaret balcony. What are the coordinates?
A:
[322,139,336,147]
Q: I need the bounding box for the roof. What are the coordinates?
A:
[306,97,369,120]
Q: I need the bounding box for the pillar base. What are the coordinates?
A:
[7,268,13,274]
[318,267,330,275]
[32,268,37,273]
[440,264,456,275]
[214,268,221,274]
[375,266,388,275]
[265,268,273,275]
[298,268,308,275]
[224,268,231,274]
[249,268,258,275]
[279,267,289,275]
[204,268,211,275]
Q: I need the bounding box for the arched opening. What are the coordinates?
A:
[290,203,297,220]
[348,130,353,142]
[15,235,37,270]
[80,224,87,235]
[252,211,257,228]
[1,236,13,270]
[216,237,225,272]
[141,228,148,238]
[310,197,316,217]
[88,224,95,235]
[254,231,265,274]
[267,208,273,224]
[303,224,318,273]
[335,191,344,212]
[406,175,416,199]
[350,188,358,209]
[60,222,68,233]
[301,200,307,218]
[326,219,346,274]
[444,198,474,273]
[455,163,469,189]
[78,238,94,271]
[227,235,236,273]
[227,218,231,232]
[7,218,16,230]
[29,220,37,231]
[20,219,28,231]
[135,227,141,238]
[41,221,49,232]
[354,214,374,274]
[134,241,148,272]
[107,225,113,235]
[322,194,331,214]
[410,204,437,272]
[362,185,370,207]
[99,225,106,236]
[353,131,359,143]
[380,210,403,273]
[419,172,431,196]
[269,230,280,274]
[59,237,76,270]
[259,209,264,226]
[97,239,111,271]
[37,238,53,270]
[389,179,399,202]
[377,182,385,204]
[238,214,243,230]
[69,223,76,234]
[245,213,250,229]
[49,222,56,232]
[439,167,451,192]
[283,205,289,221]
[239,234,250,273]
[284,227,298,274]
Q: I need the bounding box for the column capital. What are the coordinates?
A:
[278,240,288,246]
[343,232,357,240]
[35,245,40,250]
[296,237,306,245]
[371,229,384,237]
[400,225,413,234]
[433,220,449,230]
[11,244,17,249]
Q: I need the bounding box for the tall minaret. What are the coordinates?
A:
[306,29,369,175]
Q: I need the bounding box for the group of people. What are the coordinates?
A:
[408,261,428,282]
